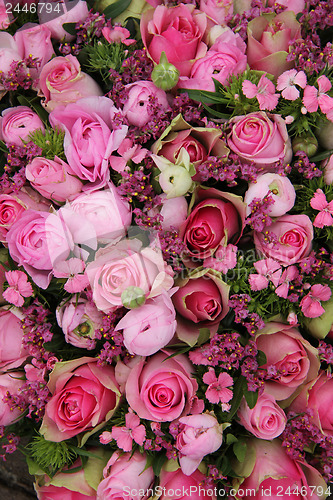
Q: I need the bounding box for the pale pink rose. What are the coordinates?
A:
[199,0,233,25]
[102,26,136,46]
[0,307,29,371]
[246,11,302,79]
[176,414,223,475]
[38,0,89,41]
[0,106,45,146]
[0,371,25,425]
[227,111,292,168]
[158,467,217,500]
[254,322,319,401]
[122,80,169,127]
[115,291,176,356]
[238,393,286,439]
[160,195,188,230]
[68,184,132,244]
[49,97,128,189]
[14,23,54,74]
[254,214,313,265]
[124,351,198,422]
[140,3,207,77]
[56,295,103,349]
[40,357,120,442]
[86,238,173,313]
[96,451,154,500]
[38,55,103,112]
[244,173,296,216]
[268,0,305,15]
[0,32,22,80]
[234,438,327,500]
[26,156,83,203]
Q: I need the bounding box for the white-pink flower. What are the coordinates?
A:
[111,412,146,452]
[276,69,307,100]
[3,270,33,307]
[242,75,279,111]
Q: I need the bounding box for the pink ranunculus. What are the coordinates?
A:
[122,80,169,127]
[40,357,121,442]
[254,214,313,265]
[0,106,45,146]
[254,322,320,401]
[49,97,128,190]
[237,393,287,439]
[0,371,25,426]
[26,156,83,203]
[233,438,327,500]
[96,451,154,500]
[38,0,89,41]
[246,11,302,79]
[199,0,233,25]
[115,290,176,356]
[158,466,217,500]
[176,413,223,476]
[244,173,296,216]
[56,295,104,349]
[227,111,292,168]
[124,350,198,422]
[38,55,103,112]
[0,307,29,371]
[14,23,54,73]
[140,3,208,77]
[160,195,188,230]
[86,238,173,313]
[68,184,132,244]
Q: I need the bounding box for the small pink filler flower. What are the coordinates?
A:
[111,412,146,452]
[203,367,233,410]
[3,270,33,307]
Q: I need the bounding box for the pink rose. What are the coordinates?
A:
[140,3,207,77]
[26,156,83,203]
[56,295,103,349]
[158,467,217,500]
[38,0,89,41]
[227,111,292,168]
[176,414,222,475]
[38,55,103,112]
[36,484,95,500]
[0,106,45,146]
[254,322,319,401]
[0,307,29,371]
[267,0,305,16]
[0,32,22,81]
[0,4,10,30]
[49,97,128,189]
[254,214,313,265]
[234,438,327,500]
[246,11,302,79]
[96,451,154,500]
[86,238,173,313]
[0,371,25,426]
[122,80,169,127]
[14,23,54,73]
[244,173,296,216]
[115,291,176,356]
[124,350,198,422]
[159,195,188,230]
[200,0,233,25]
[40,357,120,442]
[237,393,287,439]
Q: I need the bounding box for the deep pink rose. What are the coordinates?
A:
[237,393,286,439]
[140,3,207,77]
[244,173,296,217]
[234,438,327,500]
[158,467,217,500]
[0,307,29,371]
[124,350,198,422]
[176,414,222,475]
[49,97,128,189]
[122,80,169,127]
[96,451,154,500]
[36,484,95,500]
[0,371,25,426]
[246,11,302,79]
[38,0,89,41]
[40,357,120,442]
[14,23,54,73]
[254,214,313,265]
[86,238,173,313]
[38,55,103,112]
[255,322,319,401]
[227,111,292,168]
[0,106,45,146]
[26,156,83,203]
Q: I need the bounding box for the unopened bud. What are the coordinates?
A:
[292,135,318,157]
[121,286,146,309]
[151,52,179,91]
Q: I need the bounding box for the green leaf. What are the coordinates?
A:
[226,433,238,445]
[224,376,246,420]
[197,328,210,346]
[62,23,77,36]
[152,452,167,476]
[0,141,8,154]
[257,350,267,367]
[233,440,247,463]
[310,149,333,162]
[103,0,131,19]
[244,388,258,409]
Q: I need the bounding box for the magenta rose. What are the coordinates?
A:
[246,11,302,79]
[38,0,89,41]
[254,214,313,265]
[237,393,286,439]
[49,97,128,189]
[158,466,217,500]
[140,3,207,77]
[38,55,103,112]
[0,307,29,371]
[26,156,83,203]
[255,322,319,401]
[124,350,198,422]
[122,80,169,127]
[0,106,45,146]
[40,357,121,442]
[227,111,292,168]
[96,451,154,500]
[14,23,54,73]
[244,173,296,217]
[0,371,25,426]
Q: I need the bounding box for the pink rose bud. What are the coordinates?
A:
[238,393,287,439]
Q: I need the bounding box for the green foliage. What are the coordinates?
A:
[28,127,66,161]
[84,39,136,83]
[103,0,132,19]
[27,435,79,476]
